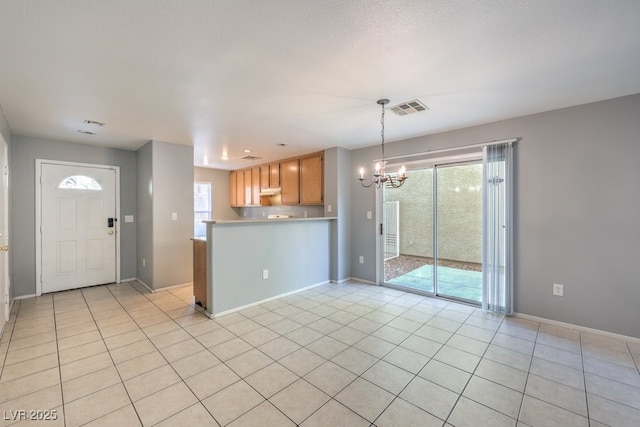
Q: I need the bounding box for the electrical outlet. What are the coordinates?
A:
[263,269,269,280]
[553,283,564,296]
[366,211,372,219]
[359,256,364,264]
[142,258,146,267]
[171,212,178,221]
[327,205,332,213]
[304,211,308,218]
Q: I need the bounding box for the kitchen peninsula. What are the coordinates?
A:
[202,216,336,317]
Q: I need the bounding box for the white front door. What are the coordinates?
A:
[40,163,117,293]
[0,133,9,330]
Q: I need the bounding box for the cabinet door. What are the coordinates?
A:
[243,169,252,206]
[280,159,300,204]
[260,166,270,189]
[300,153,324,205]
[236,169,245,207]
[270,163,280,188]
[229,171,238,207]
[252,167,261,205]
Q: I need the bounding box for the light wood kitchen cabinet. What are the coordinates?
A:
[260,165,270,189]
[229,170,245,207]
[251,167,261,205]
[229,170,237,206]
[192,239,207,308]
[269,162,280,188]
[243,169,253,206]
[300,153,323,205]
[230,169,244,207]
[280,159,300,205]
[230,151,323,207]
[260,163,280,189]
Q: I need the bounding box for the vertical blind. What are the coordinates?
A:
[482,142,514,314]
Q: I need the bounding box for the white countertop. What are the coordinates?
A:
[203,216,337,224]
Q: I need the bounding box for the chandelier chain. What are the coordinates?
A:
[380,102,385,163]
[357,98,407,189]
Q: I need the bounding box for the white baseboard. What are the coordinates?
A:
[346,277,377,285]
[514,312,640,344]
[133,279,193,294]
[154,282,193,292]
[133,278,153,293]
[331,277,363,284]
[212,281,329,318]
[120,277,137,283]
[14,294,37,300]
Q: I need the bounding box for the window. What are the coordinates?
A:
[194,181,212,238]
[58,175,102,190]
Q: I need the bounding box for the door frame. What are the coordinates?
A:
[35,159,121,296]
[0,132,9,329]
[376,152,482,299]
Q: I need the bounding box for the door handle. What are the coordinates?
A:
[108,231,114,235]
[0,245,8,252]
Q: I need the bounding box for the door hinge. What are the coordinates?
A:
[380,223,383,235]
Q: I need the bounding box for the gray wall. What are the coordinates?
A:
[151,141,194,289]
[208,219,332,315]
[10,136,137,297]
[0,106,10,146]
[194,167,240,221]
[136,142,153,286]
[351,93,640,338]
[325,147,352,282]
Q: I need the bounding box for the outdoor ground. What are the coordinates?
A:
[385,255,481,282]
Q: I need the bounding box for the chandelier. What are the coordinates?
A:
[358,99,407,188]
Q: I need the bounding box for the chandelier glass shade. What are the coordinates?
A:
[358,99,408,189]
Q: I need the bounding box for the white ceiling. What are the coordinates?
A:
[1,1,639,170]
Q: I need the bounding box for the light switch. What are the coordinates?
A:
[124,215,134,223]
[367,211,372,219]
[171,212,178,221]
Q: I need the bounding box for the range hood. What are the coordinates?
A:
[259,187,281,196]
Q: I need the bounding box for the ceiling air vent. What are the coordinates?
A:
[389,99,429,116]
[241,155,262,160]
[83,119,105,127]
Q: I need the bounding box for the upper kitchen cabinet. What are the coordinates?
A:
[260,163,280,189]
[300,153,323,205]
[280,159,300,205]
[230,150,324,207]
[270,163,280,188]
[243,169,253,206]
[251,167,261,205]
[229,170,245,207]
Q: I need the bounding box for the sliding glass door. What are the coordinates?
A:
[381,160,483,304]
[434,163,483,302]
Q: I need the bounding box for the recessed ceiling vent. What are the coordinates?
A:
[389,99,429,116]
[241,155,262,160]
[77,130,95,135]
[83,119,105,126]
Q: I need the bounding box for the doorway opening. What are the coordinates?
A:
[380,158,483,304]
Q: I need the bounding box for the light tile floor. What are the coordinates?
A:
[0,281,639,426]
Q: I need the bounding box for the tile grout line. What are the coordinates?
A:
[578,330,591,423]
[513,318,540,425]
